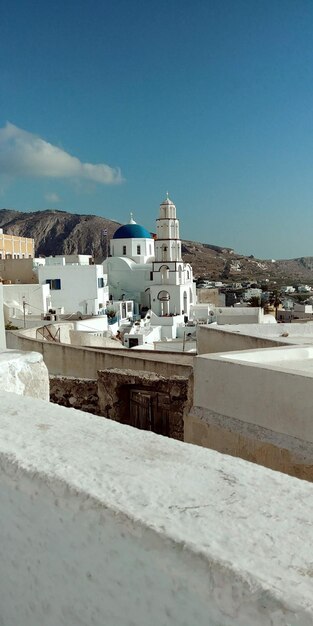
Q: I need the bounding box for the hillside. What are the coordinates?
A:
[0,207,313,283]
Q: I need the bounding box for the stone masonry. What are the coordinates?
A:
[50,375,100,415]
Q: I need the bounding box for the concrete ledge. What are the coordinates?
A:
[1,391,313,624]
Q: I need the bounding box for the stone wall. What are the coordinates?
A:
[98,368,192,440]
[50,376,100,415]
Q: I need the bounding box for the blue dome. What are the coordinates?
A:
[113,224,152,239]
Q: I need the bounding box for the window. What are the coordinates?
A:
[123,245,126,255]
[46,278,61,290]
[160,265,169,284]
[150,271,153,280]
[157,290,170,301]
[98,277,104,288]
[137,245,141,255]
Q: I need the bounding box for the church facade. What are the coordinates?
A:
[104,196,196,317]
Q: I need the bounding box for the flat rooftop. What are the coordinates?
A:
[219,344,313,376]
[209,322,313,346]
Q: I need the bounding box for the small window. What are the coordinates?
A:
[46,278,61,290]
[98,277,104,288]
[123,245,126,255]
[137,245,141,255]
[150,271,153,280]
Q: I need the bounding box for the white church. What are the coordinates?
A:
[104,195,196,318]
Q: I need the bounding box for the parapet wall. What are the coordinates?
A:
[186,347,313,480]
[1,391,313,625]
[197,324,286,354]
[7,330,193,379]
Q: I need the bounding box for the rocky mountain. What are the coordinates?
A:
[0,208,119,261]
[0,207,312,284]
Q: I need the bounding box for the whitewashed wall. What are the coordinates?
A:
[193,347,313,444]
[38,264,107,315]
[215,306,263,324]
[1,392,313,626]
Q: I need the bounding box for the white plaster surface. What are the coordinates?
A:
[0,350,49,399]
[193,347,313,444]
[1,392,313,625]
[223,345,313,366]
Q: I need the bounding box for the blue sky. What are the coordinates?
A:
[1,0,313,259]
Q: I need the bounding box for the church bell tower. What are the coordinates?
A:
[150,194,195,317]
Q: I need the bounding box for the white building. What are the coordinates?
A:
[105,195,196,318]
[243,287,262,302]
[3,283,51,323]
[38,256,108,315]
[298,284,312,293]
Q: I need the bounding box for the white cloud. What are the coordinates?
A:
[45,192,60,203]
[0,122,123,184]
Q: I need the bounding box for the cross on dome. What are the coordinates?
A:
[129,212,136,224]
